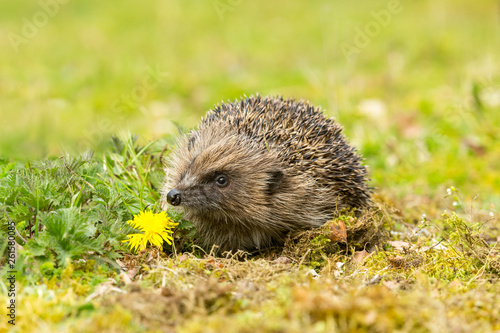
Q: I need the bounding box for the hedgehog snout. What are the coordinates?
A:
[167,188,181,206]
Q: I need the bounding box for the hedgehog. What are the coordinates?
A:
[162,95,371,253]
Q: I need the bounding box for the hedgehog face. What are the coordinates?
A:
[167,169,238,212]
[165,135,285,223]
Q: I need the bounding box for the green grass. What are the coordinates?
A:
[1,0,500,332]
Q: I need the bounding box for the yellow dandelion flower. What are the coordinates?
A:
[122,211,178,252]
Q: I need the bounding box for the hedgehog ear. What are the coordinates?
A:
[267,169,284,195]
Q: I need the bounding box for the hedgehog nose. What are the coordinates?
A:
[167,189,181,206]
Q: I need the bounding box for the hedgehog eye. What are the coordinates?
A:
[215,174,229,187]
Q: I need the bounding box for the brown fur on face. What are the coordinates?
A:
[162,96,371,252]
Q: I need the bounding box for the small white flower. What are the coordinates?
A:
[453,201,458,206]
[490,212,495,217]
[447,188,452,195]
[307,269,320,279]
[421,214,426,219]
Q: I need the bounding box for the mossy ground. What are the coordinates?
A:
[1,0,500,332]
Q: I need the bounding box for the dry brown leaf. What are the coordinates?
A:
[115,259,126,268]
[382,280,399,290]
[328,219,347,243]
[127,267,139,280]
[352,250,372,264]
[387,255,406,268]
[204,258,224,270]
[120,271,133,285]
[272,256,292,265]
[387,240,411,251]
[161,287,175,297]
[85,280,125,302]
[462,138,486,156]
[177,253,188,262]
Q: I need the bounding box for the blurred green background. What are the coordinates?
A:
[0,0,499,202]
